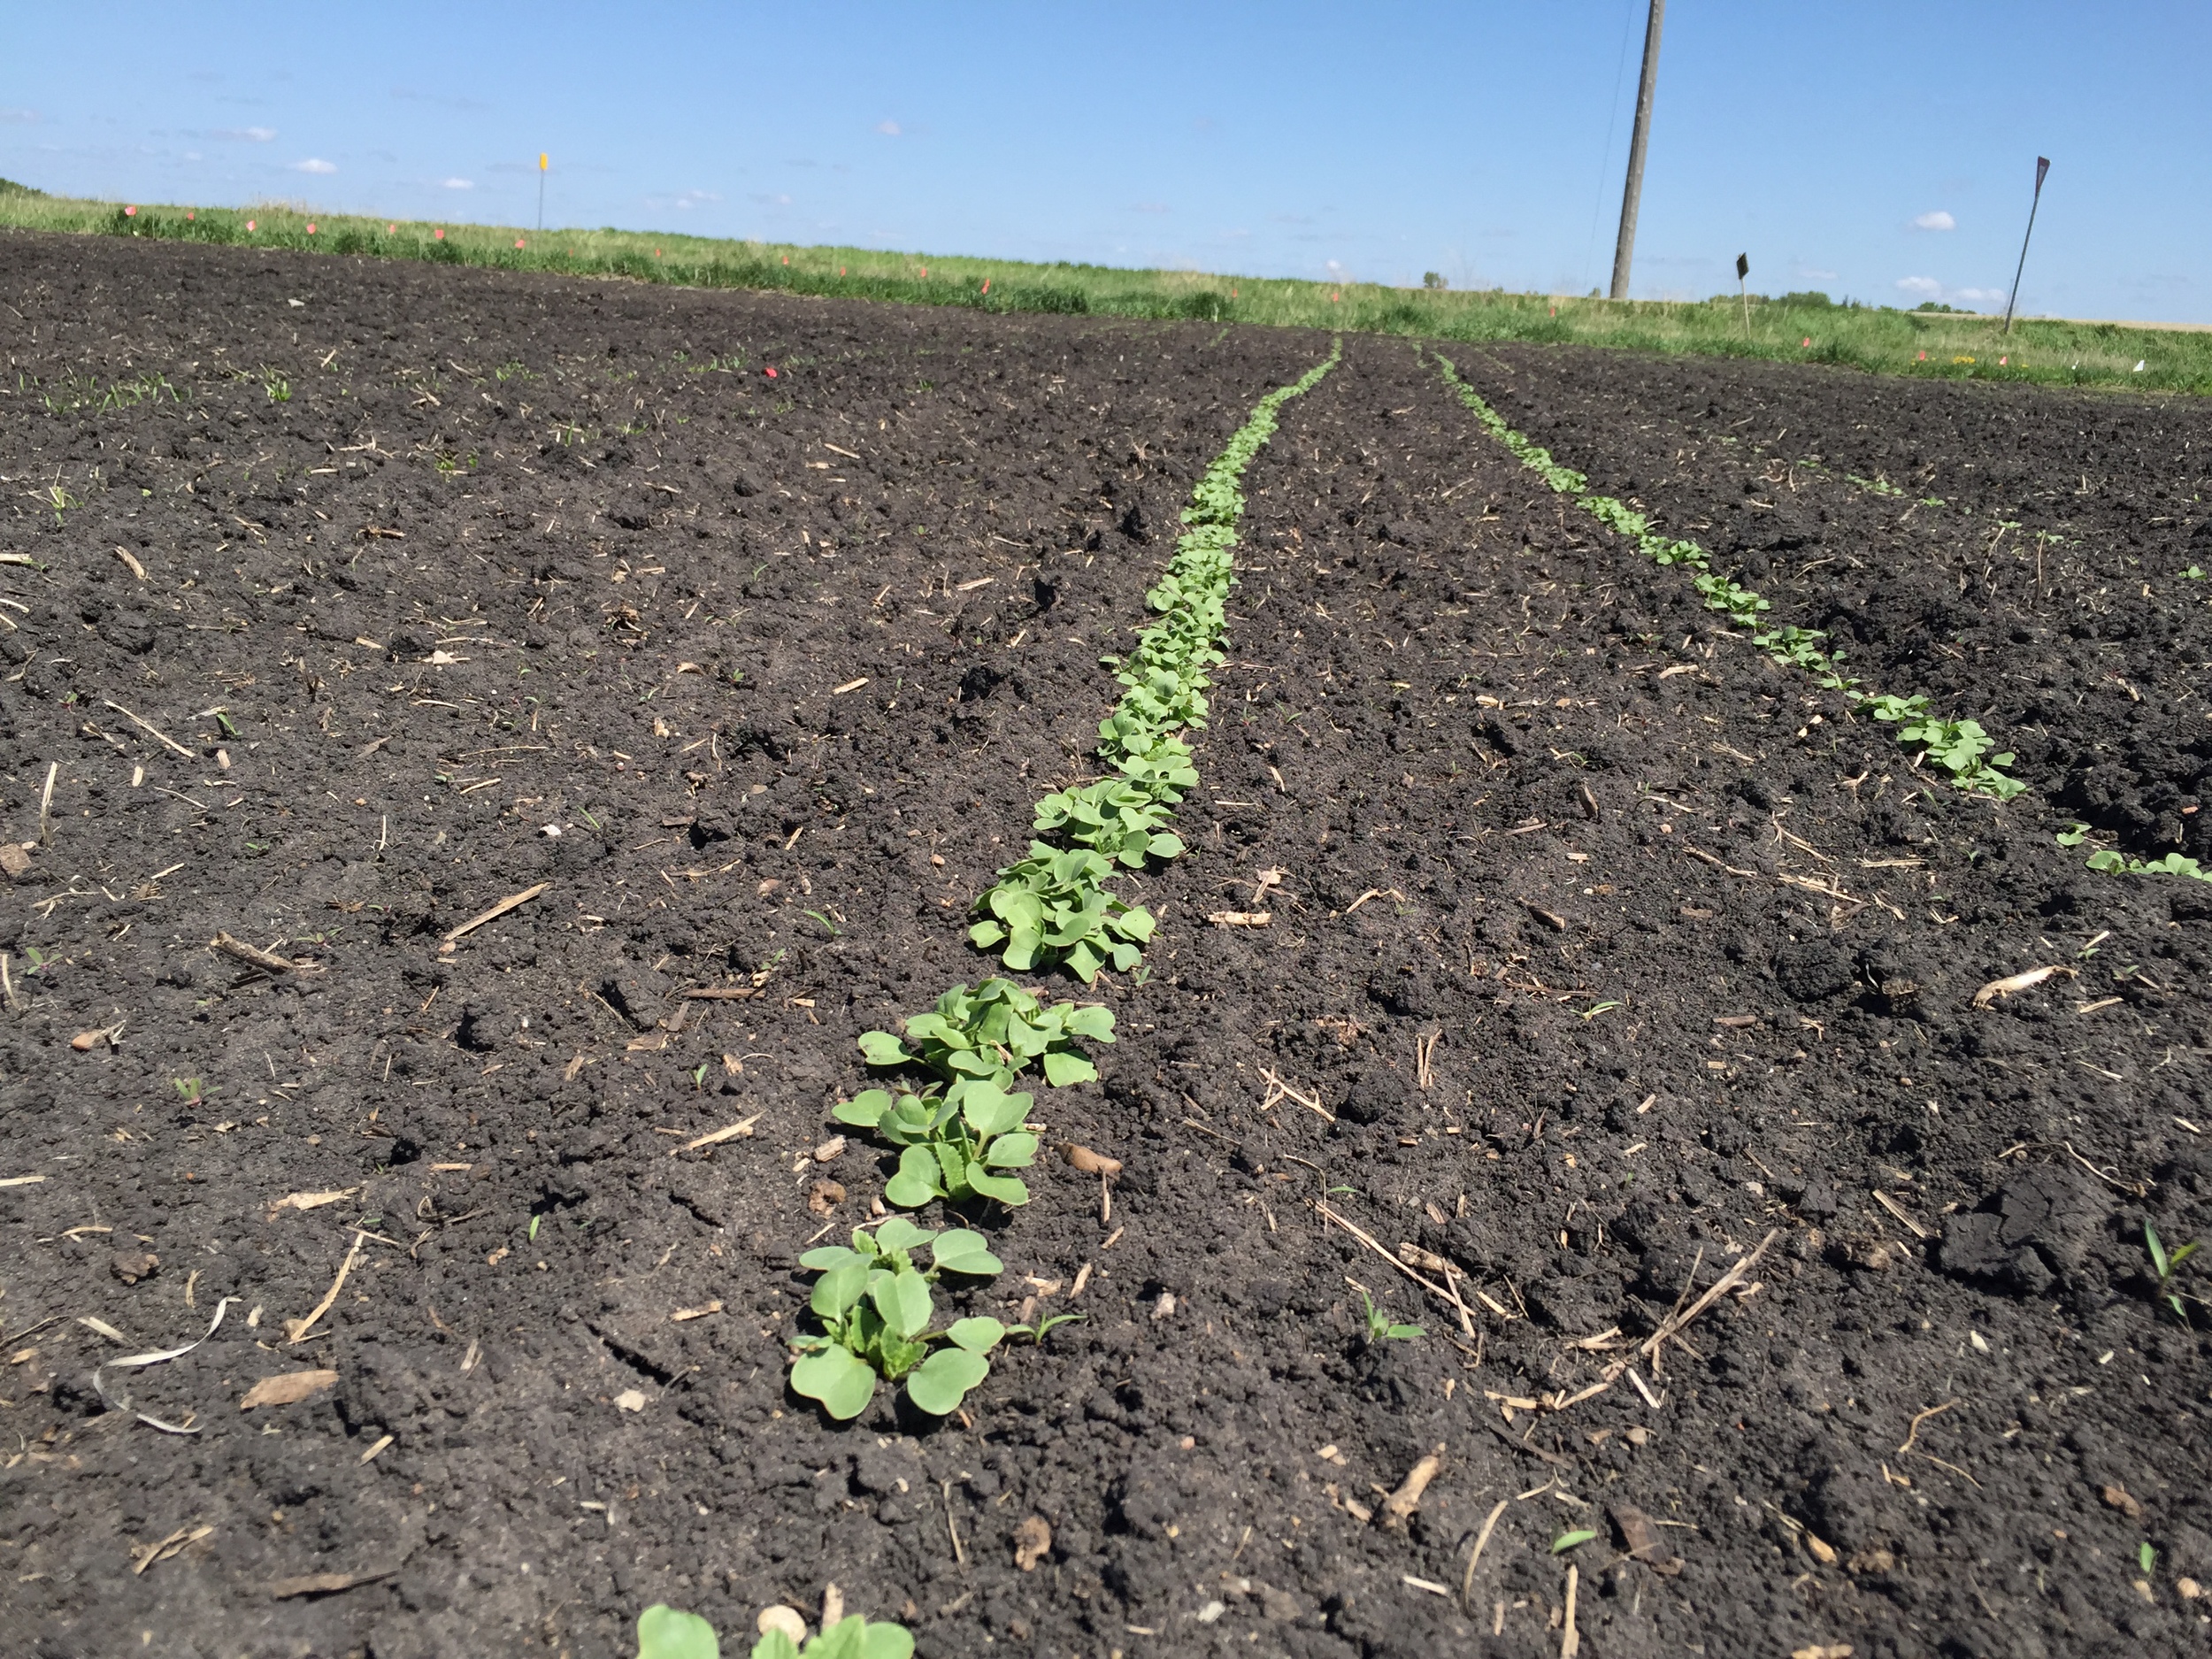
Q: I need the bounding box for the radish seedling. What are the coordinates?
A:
[753,1617,915,1659]
[1033,777,1187,866]
[634,1604,915,1659]
[788,1217,1008,1418]
[839,981,1103,1208]
[2088,849,2212,885]
[972,844,1156,984]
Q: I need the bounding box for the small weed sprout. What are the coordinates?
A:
[1359,1290,1423,1345]
[2146,1223,2201,1320]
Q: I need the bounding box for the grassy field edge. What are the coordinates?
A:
[4,180,2208,396]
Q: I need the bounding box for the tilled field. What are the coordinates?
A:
[2,233,2209,1659]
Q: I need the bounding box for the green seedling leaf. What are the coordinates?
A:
[872,1267,933,1340]
[858,1622,916,1659]
[1011,1311,1087,1344]
[984,1133,1039,1169]
[790,1345,878,1420]
[1064,1004,1116,1041]
[637,1604,721,1659]
[2139,1542,2157,1575]
[833,1088,895,1128]
[933,1141,969,1191]
[810,1259,872,1319]
[775,1617,914,1659]
[2055,823,2091,848]
[903,1346,990,1416]
[856,1031,909,1065]
[960,1080,1033,1138]
[1041,1050,1098,1087]
[884,1146,943,1209]
[946,1317,1007,1353]
[873,1216,934,1254]
[1552,1529,1599,1554]
[926,1229,1003,1277]
[964,1164,1030,1207]
[798,1244,868,1272]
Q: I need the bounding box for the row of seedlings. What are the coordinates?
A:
[1432,353,2028,802]
[1435,356,2212,889]
[634,345,1342,1659]
[792,341,1344,1424]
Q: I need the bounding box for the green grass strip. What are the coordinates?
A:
[6,180,2208,395]
[1432,353,2027,803]
[970,342,1341,983]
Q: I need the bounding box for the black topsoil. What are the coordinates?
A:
[3,232,2210,1659]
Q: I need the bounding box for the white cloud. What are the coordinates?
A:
[441,177,473,189]
[1895,275,2007,309]
[875,119,901,136]
[1913,210,1955,232]
[0,108,38,124]
[212,126,276,142]
[291,157,336,174]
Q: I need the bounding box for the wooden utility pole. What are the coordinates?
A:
[1609,0,1667,303]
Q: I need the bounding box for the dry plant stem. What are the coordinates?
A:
[1462,1498,1510,1608]
[1560,1563,1580,1659]
[1972,964,2071,1008]
[38,761,57,845]
[1638,1228,1778,1377]
[442,880,549,944]
[1897,1398,1958,1457]
[1316,1202,1465,1320]
[287,1231,365,1344]
[102,699,194,758]
[1380,1445,1445,1528]
[212,932,296,973]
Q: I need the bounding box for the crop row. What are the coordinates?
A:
[788,343,1340,1429]
[1430,355,2031,800]
[1431,357,2212,895]
[631,348,1345,1654]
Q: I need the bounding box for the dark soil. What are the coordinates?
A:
[3,234,2209,1659]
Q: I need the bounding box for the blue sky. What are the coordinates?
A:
[5,2,2208,322]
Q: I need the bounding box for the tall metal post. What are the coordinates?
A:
[1609,0,1667,302]
[2001,157,2050,335]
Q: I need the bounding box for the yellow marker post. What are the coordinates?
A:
[537,152,549,233]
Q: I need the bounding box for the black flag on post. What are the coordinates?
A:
[2036,156,2050,193]
[1735,253,1751,335]
[1735,252,1749,280]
